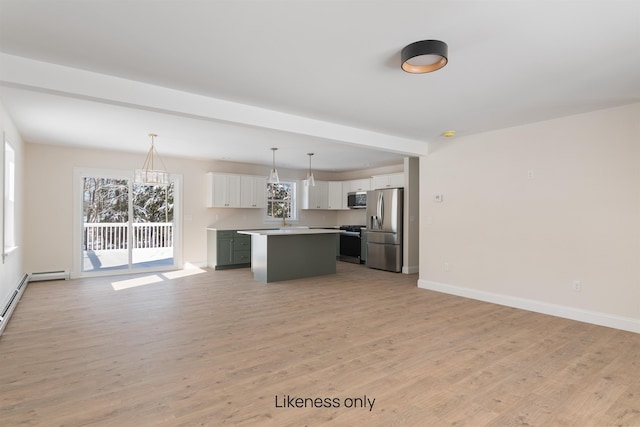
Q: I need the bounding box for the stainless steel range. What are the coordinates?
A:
[339,225,365,264]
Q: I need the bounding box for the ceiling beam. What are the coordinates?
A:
[0,53,429,157]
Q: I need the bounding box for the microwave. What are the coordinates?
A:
[347,191,367,209]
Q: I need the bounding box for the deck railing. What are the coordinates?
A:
[84,222,173,250]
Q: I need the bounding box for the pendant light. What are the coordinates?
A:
[268,147,280,183]
[401,40,448,74]
[305,153,315,187]
[134,133,170,186]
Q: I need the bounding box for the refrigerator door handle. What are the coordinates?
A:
[377,192,384,227]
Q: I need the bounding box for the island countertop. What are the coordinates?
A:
[237,228,343,236]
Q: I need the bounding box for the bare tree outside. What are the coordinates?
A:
[267,182,294,220]
[82,178,174,251]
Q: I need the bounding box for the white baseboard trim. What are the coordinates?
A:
[417,279,640,334]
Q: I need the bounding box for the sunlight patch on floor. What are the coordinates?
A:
[110,264,207,290]
[162,263,206,280]
[111,274,163,291]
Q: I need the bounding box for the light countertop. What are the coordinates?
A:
[207,225,340,231]
[237,228,343,236]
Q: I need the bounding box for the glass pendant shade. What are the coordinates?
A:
[268,147,280,183]
[306,171,315,187]
[268,168,280,184]
[134,133,170,186]
[305,152,315,187]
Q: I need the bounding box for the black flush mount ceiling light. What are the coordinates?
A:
[401,40,448,74]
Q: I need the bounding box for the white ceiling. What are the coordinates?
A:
[1,0,639,171]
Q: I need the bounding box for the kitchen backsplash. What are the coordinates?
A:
[206,207,366,229]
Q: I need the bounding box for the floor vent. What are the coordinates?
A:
[0,274,29,336]
[29,270,70,282]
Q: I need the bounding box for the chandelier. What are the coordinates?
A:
[134,133,170,186]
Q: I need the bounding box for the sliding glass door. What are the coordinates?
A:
[76,169,179,276]
[130,181,175,269]
[82,177,130,272]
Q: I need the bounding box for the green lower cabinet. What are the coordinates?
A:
[217,238,234,266]
[207,229,252,270]
[232,233,251,265]
[233,250,251,264]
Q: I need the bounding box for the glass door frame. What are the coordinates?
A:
[72,167,182,279]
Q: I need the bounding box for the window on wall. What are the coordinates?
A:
[266,181,297,221]
[3,139,17,259]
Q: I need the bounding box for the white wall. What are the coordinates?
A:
[403,157,419,274]
[0,101,25,306]
[418,103,640,332]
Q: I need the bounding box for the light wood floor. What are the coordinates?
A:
[1,262,639,426]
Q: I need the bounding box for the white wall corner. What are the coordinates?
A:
[402,265,419,274]
[417,279,640,334]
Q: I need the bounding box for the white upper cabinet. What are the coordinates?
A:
[348,178,371,192]
[207,173,241,207]
[302,181,346,210]
[240,175,267,208]
[205,170,403,210]
[371,173,404,189]
[327,181,346,210]
[302,180,328,209]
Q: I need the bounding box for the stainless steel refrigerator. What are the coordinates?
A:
[365,188,403,272]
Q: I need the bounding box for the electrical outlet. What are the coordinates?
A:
[444,262,449,272]
[434,194,443,203]
[527,170,535,179]
[572,280,582,292]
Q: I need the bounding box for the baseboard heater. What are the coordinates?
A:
[29,270,70,282]
[0,273,29,336]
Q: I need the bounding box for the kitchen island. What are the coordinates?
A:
[237,228,343,283]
